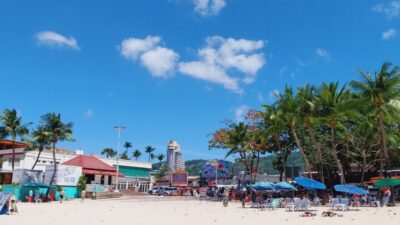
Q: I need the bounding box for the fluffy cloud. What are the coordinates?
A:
[178,36,266,93]
[119,36,179,77]
[234,105,249,122]
[373,1,400,19]
[194,0,226,16]
[315,48,330,61]
[382,28,397,40]
[35,31,79,50]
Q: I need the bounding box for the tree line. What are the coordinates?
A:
[100,144,165,163]
[209,62,400,186]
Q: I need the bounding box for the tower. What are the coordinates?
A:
[166,140,185,171]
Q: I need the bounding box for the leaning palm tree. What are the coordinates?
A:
[275,87,313,178]
[132,149,142,161]
[101,148,116,158]
[351,62,400,177]
[297,84,325,183]
[41,113,74,185]
[144,145,155,162]
[318,82,353,184]
[29,125,50,169]
[0,109,30,170]
[157,153,165,163]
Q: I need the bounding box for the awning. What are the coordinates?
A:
[82,169,124,177]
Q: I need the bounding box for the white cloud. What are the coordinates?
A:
[194,0,226,16]
[119,36,179,77]
[234,105,249,122]
[35,31,79,50]
[83,109,95,118]
[315,48,330,61]
[382,28,397,40]
[373,1,400,19]
[178,36,266,93]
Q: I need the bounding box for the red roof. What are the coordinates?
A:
[62,155,117,172]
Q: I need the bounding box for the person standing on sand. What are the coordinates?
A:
[59,189,65,203]
[81,190,86,203]
[241,187,247,208]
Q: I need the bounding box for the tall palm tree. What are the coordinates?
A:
[41,113,74,185]
[351,62,400,177]
[319,82,353,184]
[101,148,116,158]
[150,153,155,162]
[132,149,142,161]
[29,125,50,169]
[144,145,155,162]
[276,87,312,178]
[123,142,132,155]
[0,109,30,170]
[157,153,165,163]
[120,151,129,160]
[297,84,325,183]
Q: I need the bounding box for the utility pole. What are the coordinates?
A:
[114,125,126,191]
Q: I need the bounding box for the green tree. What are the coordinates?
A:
[123,141,132,155]
[157,153,165,163]
[351,62,400,177]
[101,148,116,158]
[121,150,129,160]
[132,149,142,161]
[0,109,30,170]
[144,145,155,162]
[41,113,74,185]
[77,175,87,192]
[29,125,50,169]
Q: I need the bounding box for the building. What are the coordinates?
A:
[166,140,185,171]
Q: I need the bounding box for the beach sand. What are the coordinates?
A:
[1,196,399,225]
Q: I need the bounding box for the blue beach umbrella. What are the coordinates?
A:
[294,177,326,190]
[250,182,274,191]
[334,185,368,195]
[273,182,298,191]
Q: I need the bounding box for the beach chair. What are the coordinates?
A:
[330,198,340,210]
[339,198,350,211]
[301,200,310,211]
[312,197,321,206]
[293,198,302,211]
[268,198,281,210]
[285,202,295,211]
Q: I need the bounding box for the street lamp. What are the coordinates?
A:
[114,125,126,191]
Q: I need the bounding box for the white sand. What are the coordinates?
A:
[1,196,399,225]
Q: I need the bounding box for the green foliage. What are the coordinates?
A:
[155,164,170,179]
[57,185,62,192]
[101,148,117,158]
[77,175,87,191]
[132,149,142,161]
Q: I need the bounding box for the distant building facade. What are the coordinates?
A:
[166,140,185,171]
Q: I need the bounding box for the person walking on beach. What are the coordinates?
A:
[59,189,65,203]
[81,190,86,203]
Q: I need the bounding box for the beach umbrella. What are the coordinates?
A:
[374,178,400,188]
[250,182,274,191]
[334,185,368,195]
[294,177,326,190]
[273,182,298,191]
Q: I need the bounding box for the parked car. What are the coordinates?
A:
[159,187,178,196]
[148,186,165,195]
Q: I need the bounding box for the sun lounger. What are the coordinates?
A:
[268,198,281,210]
[301,200,311,211]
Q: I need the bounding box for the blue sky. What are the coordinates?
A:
[1,0,400,161]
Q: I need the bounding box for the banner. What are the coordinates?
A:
[201,160,229,179]
[171,170,188,187]
[12,169,43,184]
[44,165,82,186]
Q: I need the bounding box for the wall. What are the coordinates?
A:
[118,166,149,177]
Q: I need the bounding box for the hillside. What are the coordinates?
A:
[152,152,304,176]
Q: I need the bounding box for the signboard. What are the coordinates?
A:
[44,165,82,186]
[12,169,43,184]
[171,170,188,187]
[201,160,229,179]
[0,193,11,215]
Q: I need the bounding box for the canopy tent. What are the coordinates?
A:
[273,182,297,191]
[374,178,400,188]
[62,155,124,177]
[294,177,326,190]
[334,185,368,195]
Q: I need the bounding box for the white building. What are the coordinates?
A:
[166,140,185,171]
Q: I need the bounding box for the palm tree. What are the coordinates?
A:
[101,148,117,158]
[121,150,129,160]
[0,109,30,170]
[276,87,313,178]
[123,141,132,155]
[297,84,325,183]
[157,153,165,163]
[144,145,155,162]
[41,113,74,185]
[319,82,353,184]
[351,62,400,177]
[150,153,155,162]
[132,149,142,161]
[29,125,50,169]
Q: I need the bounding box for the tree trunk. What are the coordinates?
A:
[254,151,260,183]
[273,134,286,180]
[378,110,390,177]
[379,150,384,178]
[289,125,312,178]
[11,139,15,170]
[329,122,345,184]
[32,146,44,169]
[49,142,57,185]
[305,120,324,183]
[361,153,367,185]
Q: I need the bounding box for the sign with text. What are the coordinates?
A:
[171,170,188,187]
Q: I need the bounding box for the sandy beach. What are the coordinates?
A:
[1,196,399,225]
